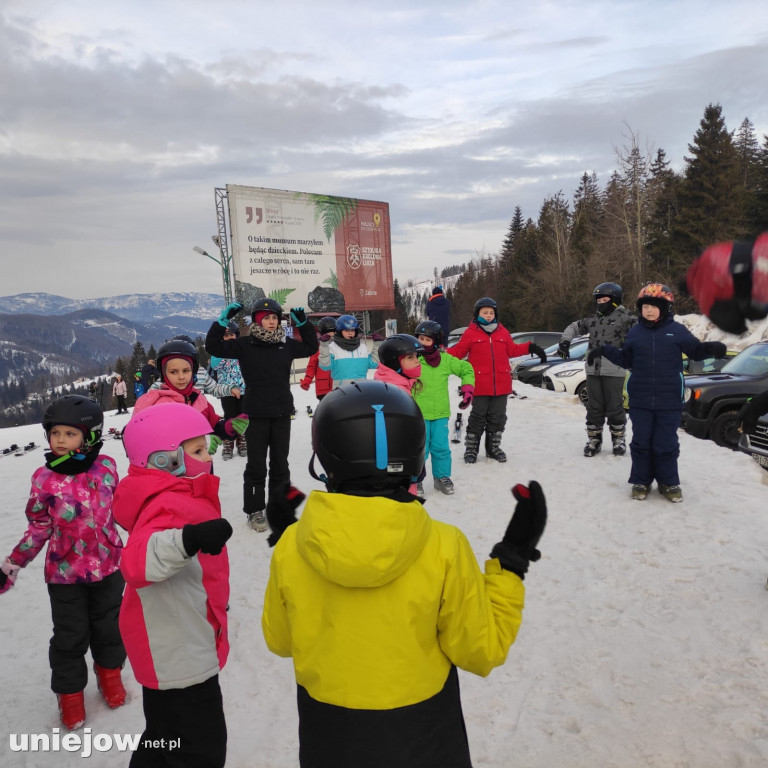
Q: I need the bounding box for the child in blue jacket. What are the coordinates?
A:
[591,284,726,502]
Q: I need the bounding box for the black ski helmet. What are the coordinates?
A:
[310,380,425,492]
[637,283,675,316]
[251,297,283,323]
[336,314,359,334]
[473,297,497,319]
[414,320,444,347]
[317,316,337,334]
[378,334,425,372]
[157,336,199,376]
[42,395,103,446]
[225,321,240,337]
[593,282,623,314]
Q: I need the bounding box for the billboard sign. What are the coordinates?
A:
[226,185,394,313]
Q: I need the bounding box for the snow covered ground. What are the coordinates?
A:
[2,371,768,766]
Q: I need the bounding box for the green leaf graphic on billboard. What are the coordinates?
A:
[305,194,358,242]
[269,288,296,305]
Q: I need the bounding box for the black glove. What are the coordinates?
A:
[529,343,547,364]
[737,390,768,434]
[490,482,547,580]
[587,346,603,366]
[699,341,728,359]
[182,519,233,556]
[557,339,570,359]
[266,485,306,547]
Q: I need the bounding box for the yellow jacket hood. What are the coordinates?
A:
[295,491,431,588]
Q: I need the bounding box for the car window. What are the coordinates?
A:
[721,343,768,376]
[570,340,590,357]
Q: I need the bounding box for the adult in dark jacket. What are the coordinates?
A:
[426,286,451,340]
[560,283,636,457]
[593,283,726,503]
[140,360,159,393]
[206,299,318,531]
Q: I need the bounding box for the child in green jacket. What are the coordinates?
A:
[413,321,475,495]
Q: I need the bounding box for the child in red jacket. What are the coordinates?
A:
[447,297,546,463]
[116,402,232,768]
[300,317,336,400]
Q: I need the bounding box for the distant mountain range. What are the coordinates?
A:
[0,291,226,387]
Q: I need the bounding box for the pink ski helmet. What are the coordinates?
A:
[123,402,213,475]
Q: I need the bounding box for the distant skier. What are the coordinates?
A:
[112,374,128,414]
[426,285,451,340]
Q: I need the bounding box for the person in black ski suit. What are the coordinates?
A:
[140,360,159,394]
[426,285,451,340]
[559,282,636,457]
[205,299,317,532]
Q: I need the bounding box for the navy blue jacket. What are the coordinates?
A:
[426,293,451,339]
[602,316,715,410]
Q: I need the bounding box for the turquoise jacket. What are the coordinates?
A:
[413,352,474,421]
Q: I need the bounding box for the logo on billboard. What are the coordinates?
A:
[373,213,381,227]
[245,207,263,224]
[346,244,362,270]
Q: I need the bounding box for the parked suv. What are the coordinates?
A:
[682,341,768,449]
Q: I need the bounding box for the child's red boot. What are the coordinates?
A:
[57,692,86,730]
[94,663,126,708]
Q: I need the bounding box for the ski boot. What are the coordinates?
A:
[306,405,313,418]
[485,432,507,462]
[583,425,602,457]
[222,440,235,461]
[434,477,455,495]
[290,406,296,420]
[610,425,626,456]
[94,663,126,709]
[659,484,683,503]
[631,483,650,501]
[235,436,247,458]
[464,432,480,464]
[57,691,86,730]
[451,413,463,444]
[247,510,268,532]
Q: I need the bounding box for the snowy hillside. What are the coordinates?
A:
[1,381,767,767]
[0,292,224,324]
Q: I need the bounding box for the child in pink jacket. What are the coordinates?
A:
[134,336,248,454]
[116,402,232,768]
[373,334,424,394]
[0,396,126,731]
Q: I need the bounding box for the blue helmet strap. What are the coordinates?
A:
[371,404,387,470]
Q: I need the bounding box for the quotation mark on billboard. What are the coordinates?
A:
[346,245,361,270]
[245,207,263,224]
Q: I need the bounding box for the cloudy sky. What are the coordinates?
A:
[2,0,767,300]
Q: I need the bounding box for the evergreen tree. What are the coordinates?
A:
[499,206,524,276]
[128,342,147,381]
[646,148,684,277]
[747,134,768,232]
[672,103,742,263]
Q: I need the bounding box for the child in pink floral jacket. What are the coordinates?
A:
[0,396,126,731]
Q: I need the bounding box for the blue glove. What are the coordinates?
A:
[218,302,243,328]
[290,307,307,326]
